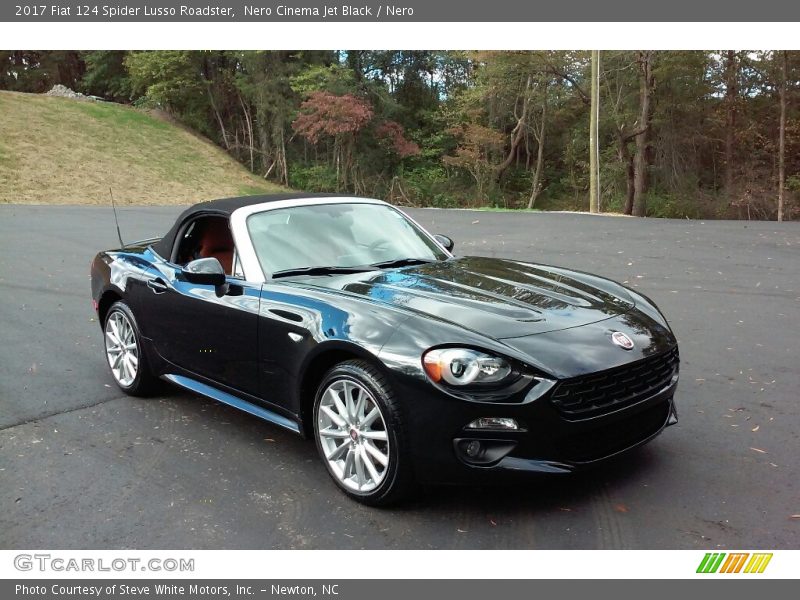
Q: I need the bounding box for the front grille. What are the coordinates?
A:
[555,399,671,463]
[551,347,679,420]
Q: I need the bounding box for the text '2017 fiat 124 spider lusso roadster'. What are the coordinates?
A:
[91,193,679,505]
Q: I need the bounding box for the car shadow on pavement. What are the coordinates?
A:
[164,386,665,515]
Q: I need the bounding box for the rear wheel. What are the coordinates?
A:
[104,301,157,396]
[313,360,414,505]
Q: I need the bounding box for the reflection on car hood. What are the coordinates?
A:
[295,256,636,339]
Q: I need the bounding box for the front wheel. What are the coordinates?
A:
[104,301,157,396]
[313,360,414,506]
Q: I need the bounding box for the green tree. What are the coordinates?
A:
[80,51,131,101]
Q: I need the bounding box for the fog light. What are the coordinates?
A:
[466,417,519,431]
[454,438,517,466]
[465,440,482,457]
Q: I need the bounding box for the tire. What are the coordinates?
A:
[103,301,158,396]
[313,359,414,506]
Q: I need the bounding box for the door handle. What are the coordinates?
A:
[147,278,168,294]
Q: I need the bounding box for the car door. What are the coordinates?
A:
[141,256,261,398]
[253,284,324,415]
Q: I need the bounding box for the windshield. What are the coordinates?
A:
[246,202,448,277]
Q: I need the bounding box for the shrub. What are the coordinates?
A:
[288,165,339,192]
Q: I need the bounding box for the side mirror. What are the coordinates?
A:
[434,234,455,253]
[182,257,226,286]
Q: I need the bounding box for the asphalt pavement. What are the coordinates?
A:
[1,204,798,549]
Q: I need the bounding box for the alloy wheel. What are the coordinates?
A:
[105,310,139,387]
[317,378,390,493]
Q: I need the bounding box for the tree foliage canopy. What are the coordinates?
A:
[2,49,798,219]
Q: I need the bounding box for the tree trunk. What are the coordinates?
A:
[278,126,289,186]
[633,51,654,217]
[238,93,254,172]
[527,88,547,210]
[496,74,532,181]
[724,50,737,198]
[589,50,600,213]
[334,138,341,191]
[617,127,636,215]
[207,85,230,150]
[778,51,787,222]
[258,119,270,175]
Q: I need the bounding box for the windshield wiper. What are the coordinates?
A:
[271,265,378,279]
[272,258,437,278]
[369,257,437,269]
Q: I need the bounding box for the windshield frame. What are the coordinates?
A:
[229,197,452,283]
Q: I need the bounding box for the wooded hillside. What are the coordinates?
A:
[2,50,797,218]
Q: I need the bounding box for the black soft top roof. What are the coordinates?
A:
[152,192,344,260]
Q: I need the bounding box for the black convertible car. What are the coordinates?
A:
[91,193,679,505]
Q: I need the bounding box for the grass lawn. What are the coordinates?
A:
[0,91,287,205]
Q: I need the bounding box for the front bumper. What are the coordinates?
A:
[393,372,679,485]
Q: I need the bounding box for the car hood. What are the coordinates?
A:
[294,256,636,339]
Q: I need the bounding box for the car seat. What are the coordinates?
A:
[196,218,234,274]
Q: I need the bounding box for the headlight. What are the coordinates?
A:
[422,348,512,386]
